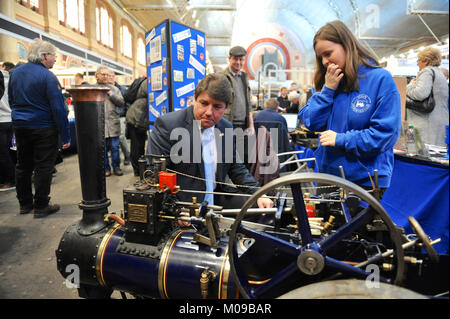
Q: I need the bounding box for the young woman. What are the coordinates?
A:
[298,20,401,192]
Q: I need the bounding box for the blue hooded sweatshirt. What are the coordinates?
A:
[299,64,401,188]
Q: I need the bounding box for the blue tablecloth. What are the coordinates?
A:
[381,155,449,254]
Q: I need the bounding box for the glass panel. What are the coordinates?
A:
[96,7,100,41]
[66,0,79,30]
[122,25,132,58]
[79,0,85,33]
[30,0,40,8]
[100,7,109,45]
[57,0,65,22]
[108,17,113,47]
[120,26,124,53]
[137,38,145,65]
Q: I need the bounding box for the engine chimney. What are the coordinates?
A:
[67,87,111,235]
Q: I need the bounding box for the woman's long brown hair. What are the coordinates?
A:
[313,20,380,93]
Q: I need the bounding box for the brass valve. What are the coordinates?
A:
[323,215,335,233]
[200,269,216,299]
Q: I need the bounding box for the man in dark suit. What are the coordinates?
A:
[148,73,273,209]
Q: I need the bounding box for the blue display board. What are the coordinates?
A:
[145,20,206,128]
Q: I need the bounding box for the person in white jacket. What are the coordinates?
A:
[0,68,16,191]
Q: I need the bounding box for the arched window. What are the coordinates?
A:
[96,1,114,48]
[120,21,133,58]
[137,36,146,66]
[57,0,86,34]
[17,0,42,13]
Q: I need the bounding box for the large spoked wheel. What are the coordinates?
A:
[228,173,405,299]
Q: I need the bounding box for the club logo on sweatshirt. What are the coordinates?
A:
[351,94,371,113]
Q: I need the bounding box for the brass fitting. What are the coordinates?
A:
[382,263,393,272]
[323,215,335,233]
[200,269,216,299]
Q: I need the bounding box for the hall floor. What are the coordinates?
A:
[0,150,137,299]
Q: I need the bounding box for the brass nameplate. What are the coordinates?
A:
[128,204,148,223]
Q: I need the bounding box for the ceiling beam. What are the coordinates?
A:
[188,5,236,11]
[124,5,175,10]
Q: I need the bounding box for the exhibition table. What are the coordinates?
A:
[381,153,449,254]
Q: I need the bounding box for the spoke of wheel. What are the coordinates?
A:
[319,206,375,253]
[290,183,313,244]
[238,224,299,257]
[251,261,299,298]
[340,201,352,223]
[324,256,372,280]
[325,256,390,283]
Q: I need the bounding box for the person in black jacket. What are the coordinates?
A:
[277,87,290,112]
[148,73,273,209]
[125,77,147,176]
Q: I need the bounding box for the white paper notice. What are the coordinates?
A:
[151,66,163,91]
[176,82,195,98]
[189,55,205,75]
[145,28,155,45]
[172,29,191,43]
[155,91,167,106]
[197,34,204,48]
[174,70,183,82]
[149,104,160,118]
[150,35,162,63]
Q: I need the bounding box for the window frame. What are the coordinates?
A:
[57,0,86,35]
[120,19,133,59]
[96,1,115,49]
[17,0,43,14]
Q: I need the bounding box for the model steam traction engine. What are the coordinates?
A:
[56,87,446,299]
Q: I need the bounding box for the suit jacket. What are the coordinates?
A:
[148,106,259,203]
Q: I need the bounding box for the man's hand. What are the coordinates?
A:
[177,212,191,227]
[62,142,71,150]
[247,125,255,136]
[257,195,273,208]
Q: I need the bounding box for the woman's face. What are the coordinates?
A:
[417,57,428,71]
[315,40,347,71]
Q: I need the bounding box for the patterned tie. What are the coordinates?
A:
[202,127,215,205]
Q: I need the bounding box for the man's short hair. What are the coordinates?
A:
[229,46,247,57]
[194,73,232,106]
[264,98,278,110]
[75,73,84,79]
[27,38,57,63]
[96,66,109,74]
[1,62,15,72]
